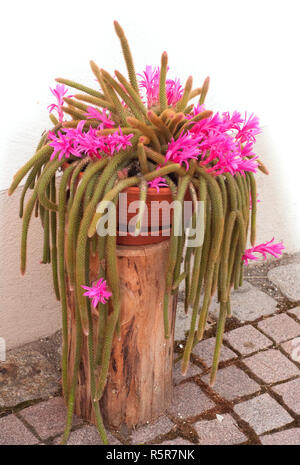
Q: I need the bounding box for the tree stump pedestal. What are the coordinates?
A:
[66,240,177,429]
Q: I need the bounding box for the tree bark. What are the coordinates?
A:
[66,240,176,429]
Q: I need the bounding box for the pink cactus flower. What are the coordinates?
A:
[48,84,72,123]
[148,176,168,192]
[166,131,201,170]
[81,278,112,308]
[85,106,115,128]
[242,238,285,265]
[48,130,82,160]
[138,66,183,108]
[236,113,261,144]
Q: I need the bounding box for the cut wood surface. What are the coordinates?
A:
[66,240,177,428]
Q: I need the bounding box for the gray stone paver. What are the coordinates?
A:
[0,414,38,445]
[281,337,300,363]
[210,281,278,322]
[173,361,202,385]
[194,414,247,445]
[224,325,272,355]
[234,393,293,435]
[268,263,300,301]
[168,382,214,420]
[271,378,300,415]
[202,365,260,401]
[131,416,174,444]
[288,306,300,320]
[243,349,299,384]
[260,428,300,445]
[2,257,300,445]
[0,347,60,408]
[53,426,121,445]
[192,337,237,368]
[257,314,300,343]
[19,397,82,439]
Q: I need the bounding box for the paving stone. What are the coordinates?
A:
[210,281,277,322]
[234,393,293,435]
[243,349,299,384]
[268,263,300,301]
[194,414,247,445]
[54,426,121,445]
[288,306,300,320]
[157,438,194,445]
[168,382,214,420]
[192,337,237,368]
[260,428,300,445]
[0,414,38,445]
[0,347,60,408]
[271,378,300,415]
[281,337,300,363]
[131,416,174,444]
[224,325,272,355]
[19,397,82,439]
[173,361,202,385]
[202,365,260,401]
[257,314,300,343]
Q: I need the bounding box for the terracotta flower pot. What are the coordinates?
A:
[116,186,174,246]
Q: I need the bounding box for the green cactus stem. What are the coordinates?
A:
[58,163,77,401]
[199,76,210,105]
[74,93,116,113]
[101,69,145,121]
[113,21,139,94]
[8,144,54,196]
[50,176,60,300]
[159,52,168,112]
[56,77,105,99]
[176,76,193,112]
[114,70,148,118]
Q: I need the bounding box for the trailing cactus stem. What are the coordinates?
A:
[8,144,53,196]
[58,164,77,402]
[210,302,227,385]
[50,176,60,300]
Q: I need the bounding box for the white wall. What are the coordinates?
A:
[1,0,300,347]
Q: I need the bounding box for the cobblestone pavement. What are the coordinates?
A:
[0,254,299,445]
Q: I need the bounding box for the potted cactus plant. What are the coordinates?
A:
[8,21,284,444]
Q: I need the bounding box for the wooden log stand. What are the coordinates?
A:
[66,240,177,429]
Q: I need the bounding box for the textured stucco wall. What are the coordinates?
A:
[0,188,61,349]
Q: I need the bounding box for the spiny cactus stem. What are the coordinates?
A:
[127,117,161,152]
[137,143,150,175]
[101,69,144,121]
[74,93,116,113]
[114,70,148,118]
[199,76,210,105]
[159,52,168,112]
[176,75,193,112]
[56,77,105,100]
[58,163,77,402]
[8,144,53,196]
[114,21,139,94]
[210,301,227,385]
